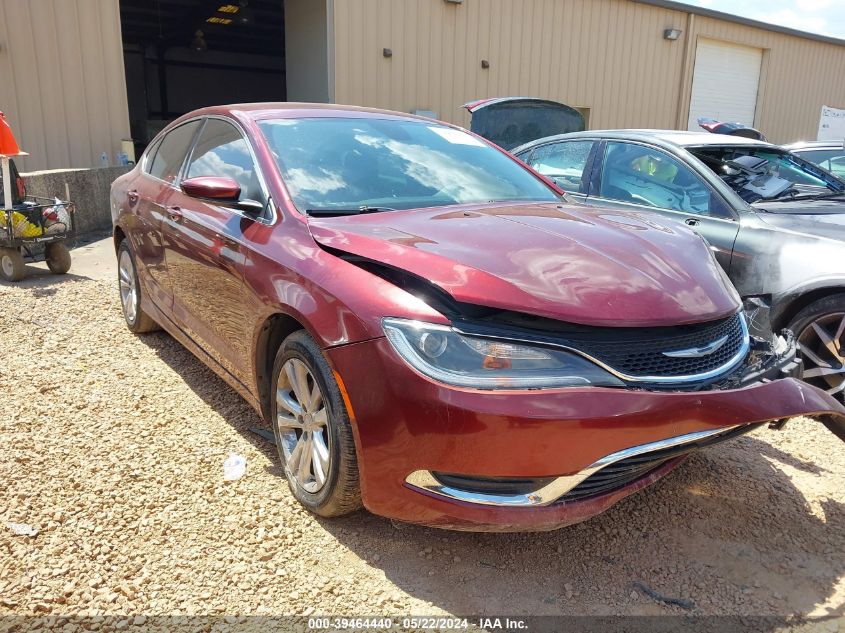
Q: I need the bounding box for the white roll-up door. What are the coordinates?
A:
[687,38,763,131]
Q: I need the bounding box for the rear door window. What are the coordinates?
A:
[148,120,202,185]
[525,141,595,192]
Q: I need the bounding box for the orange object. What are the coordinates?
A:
[0,111,22,156]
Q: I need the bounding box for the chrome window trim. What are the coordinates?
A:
[405,425,742,507]
[451,312,750,385]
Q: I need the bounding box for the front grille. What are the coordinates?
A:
[461,311,749,383]
[558,423,760,503]
[574,312,746,379]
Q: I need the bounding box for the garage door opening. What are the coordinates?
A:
[119,0,286,159]
[687,38,763,132]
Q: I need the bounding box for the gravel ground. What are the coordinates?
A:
[1,272,844,629]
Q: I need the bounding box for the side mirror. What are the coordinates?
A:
[181,176,241,202]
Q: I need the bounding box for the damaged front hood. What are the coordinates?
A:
[754,204,845,242]
[308,203,741,327]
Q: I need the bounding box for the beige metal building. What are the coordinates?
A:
[2,0,845,172]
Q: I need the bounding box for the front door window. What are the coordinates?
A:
[186,119,265,205]
[599,142,713,216]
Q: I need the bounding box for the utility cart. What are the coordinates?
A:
[0,111,76,282]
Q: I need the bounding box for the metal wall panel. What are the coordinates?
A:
[0,0,130,171]
[331,0,845,144]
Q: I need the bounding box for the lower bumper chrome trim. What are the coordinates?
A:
[404,425,743,507]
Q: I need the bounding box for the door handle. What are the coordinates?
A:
[127,190,139,204]
[684,218,700,227]
[214,232,237,248]
[166,206,183,222]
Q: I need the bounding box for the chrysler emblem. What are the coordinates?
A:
[662,335,729,358]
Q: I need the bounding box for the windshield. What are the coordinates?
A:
[258,117,559,213]
[691,146,845,203]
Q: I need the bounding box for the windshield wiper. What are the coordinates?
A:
[305,206,397,217]
[772,191,845,202]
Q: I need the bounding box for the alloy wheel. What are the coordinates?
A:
[798,312,845,400]
[118,249,138,324]
[275,358,331,493]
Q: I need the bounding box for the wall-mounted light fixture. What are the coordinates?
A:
[383,48,393,58]
[481,59,490,69]
[444,0,464,4]
[663,28,683,40]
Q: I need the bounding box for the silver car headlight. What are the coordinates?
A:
[382,318,624,390]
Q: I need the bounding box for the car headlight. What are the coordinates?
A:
[382,318,624,390]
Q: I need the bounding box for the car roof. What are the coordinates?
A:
[173,102,440,125]
[785,140,845,150]
[514,129,775,154]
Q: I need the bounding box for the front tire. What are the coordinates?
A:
[117,240,159,333]
[789,293,845,403]
[0,247,25,282]
[271,330,361,517]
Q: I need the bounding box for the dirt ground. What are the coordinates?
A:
[1,251,844,630]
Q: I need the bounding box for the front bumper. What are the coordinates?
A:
[327,335,845,531]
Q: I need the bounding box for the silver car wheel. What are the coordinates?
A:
[118,249,138,324]
[799,312,845,399]
[275,358,331,493]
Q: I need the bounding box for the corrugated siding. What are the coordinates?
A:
[331,0,845,144]
[0,0,130,171]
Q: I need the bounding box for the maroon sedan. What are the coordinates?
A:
[110,104,845,531]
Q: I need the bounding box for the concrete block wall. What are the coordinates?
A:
[21,166,131,235]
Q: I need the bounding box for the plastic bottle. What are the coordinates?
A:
[223,453,246,481]
[100,152,110,167]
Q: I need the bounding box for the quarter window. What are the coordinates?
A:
[186,119,264,203]
[599,142,714,216]
[148,121,201,184]
[525,141,595,191]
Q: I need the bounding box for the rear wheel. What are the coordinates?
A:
[0,247,25,282]
[271,330,361,517]
[789,294,845,403]
[117,241,159,333]
[45,242,71,274]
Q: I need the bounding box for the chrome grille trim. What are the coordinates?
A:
[404,425,742,508]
